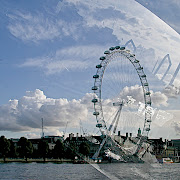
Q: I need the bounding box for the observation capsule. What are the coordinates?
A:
[93,74,99,78]
[93,112,99,116]
[96,64,102,68]
[92,99,98,103]
[109,47,115,51]
[100,56,106,60]
[137,67,143,70]
[92,86,98,90]
[104,50,110,54]
[141,75,146,78]
[147,101,151,105]
[134,60,139,63]
[96,123,103,128]
[144,83,148,86]
[120,47,125,50]
[115,46,120,49]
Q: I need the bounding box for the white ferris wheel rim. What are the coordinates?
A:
[92,46,152,138]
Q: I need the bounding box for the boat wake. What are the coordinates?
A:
[90,163,119,180]
[131,166,153,180]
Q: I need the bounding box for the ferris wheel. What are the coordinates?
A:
[92,46,152,158]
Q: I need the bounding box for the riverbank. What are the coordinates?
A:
[0,158,75,163]
[0,158,103,164]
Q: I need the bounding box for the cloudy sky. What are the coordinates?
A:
[0,0,180,139]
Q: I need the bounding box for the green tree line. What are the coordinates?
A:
[0,136,90,162]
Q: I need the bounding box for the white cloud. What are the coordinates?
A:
[0,88,177,139]
[135,0,180,34]
[151,91,168,107]
[119,85,143,103]
[156,110,180,138]
[119,85,168,107]
[67,0,180,75]
[7,11,80,42]
[172,122,180,135]
[10,0,180,79]
[163,85,180,98]
[20,45,106,74]
[55,1,67,14]
[45,60,89,74]
[0,89,94,132]
[26,128,64,139]
[26,132,40,139]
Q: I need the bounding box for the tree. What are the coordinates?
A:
[53,139,64,159]
[79,142,90,156]
[65,142,77,160]
[18,137,33,161]
[8,139,18,158]
[38,140,49,161]
[0,136,10,162]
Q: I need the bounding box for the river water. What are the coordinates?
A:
[0,162,179,180]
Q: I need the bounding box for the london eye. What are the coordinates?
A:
[92,46,152,161]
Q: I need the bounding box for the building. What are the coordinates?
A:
[64,133,103,157]
[170,139,180,156]
[148,138,165,155]
[29,136,64,150]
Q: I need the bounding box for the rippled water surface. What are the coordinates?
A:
[0,162,180,180]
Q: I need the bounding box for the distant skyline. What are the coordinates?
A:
[0,0,180,140]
